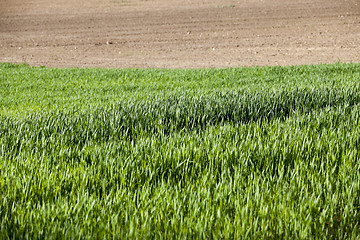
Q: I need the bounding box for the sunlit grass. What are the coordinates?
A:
[1,62,360,239]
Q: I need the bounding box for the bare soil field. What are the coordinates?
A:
[1,0,360,68]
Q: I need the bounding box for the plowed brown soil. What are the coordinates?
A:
[1,0,360,68]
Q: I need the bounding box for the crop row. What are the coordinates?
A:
[2,85,360,148]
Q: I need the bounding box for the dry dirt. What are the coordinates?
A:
[1,0,360,68]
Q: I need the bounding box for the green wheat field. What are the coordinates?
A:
[1,62,360,239]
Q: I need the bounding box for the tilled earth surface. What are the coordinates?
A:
[1,0,360,68]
